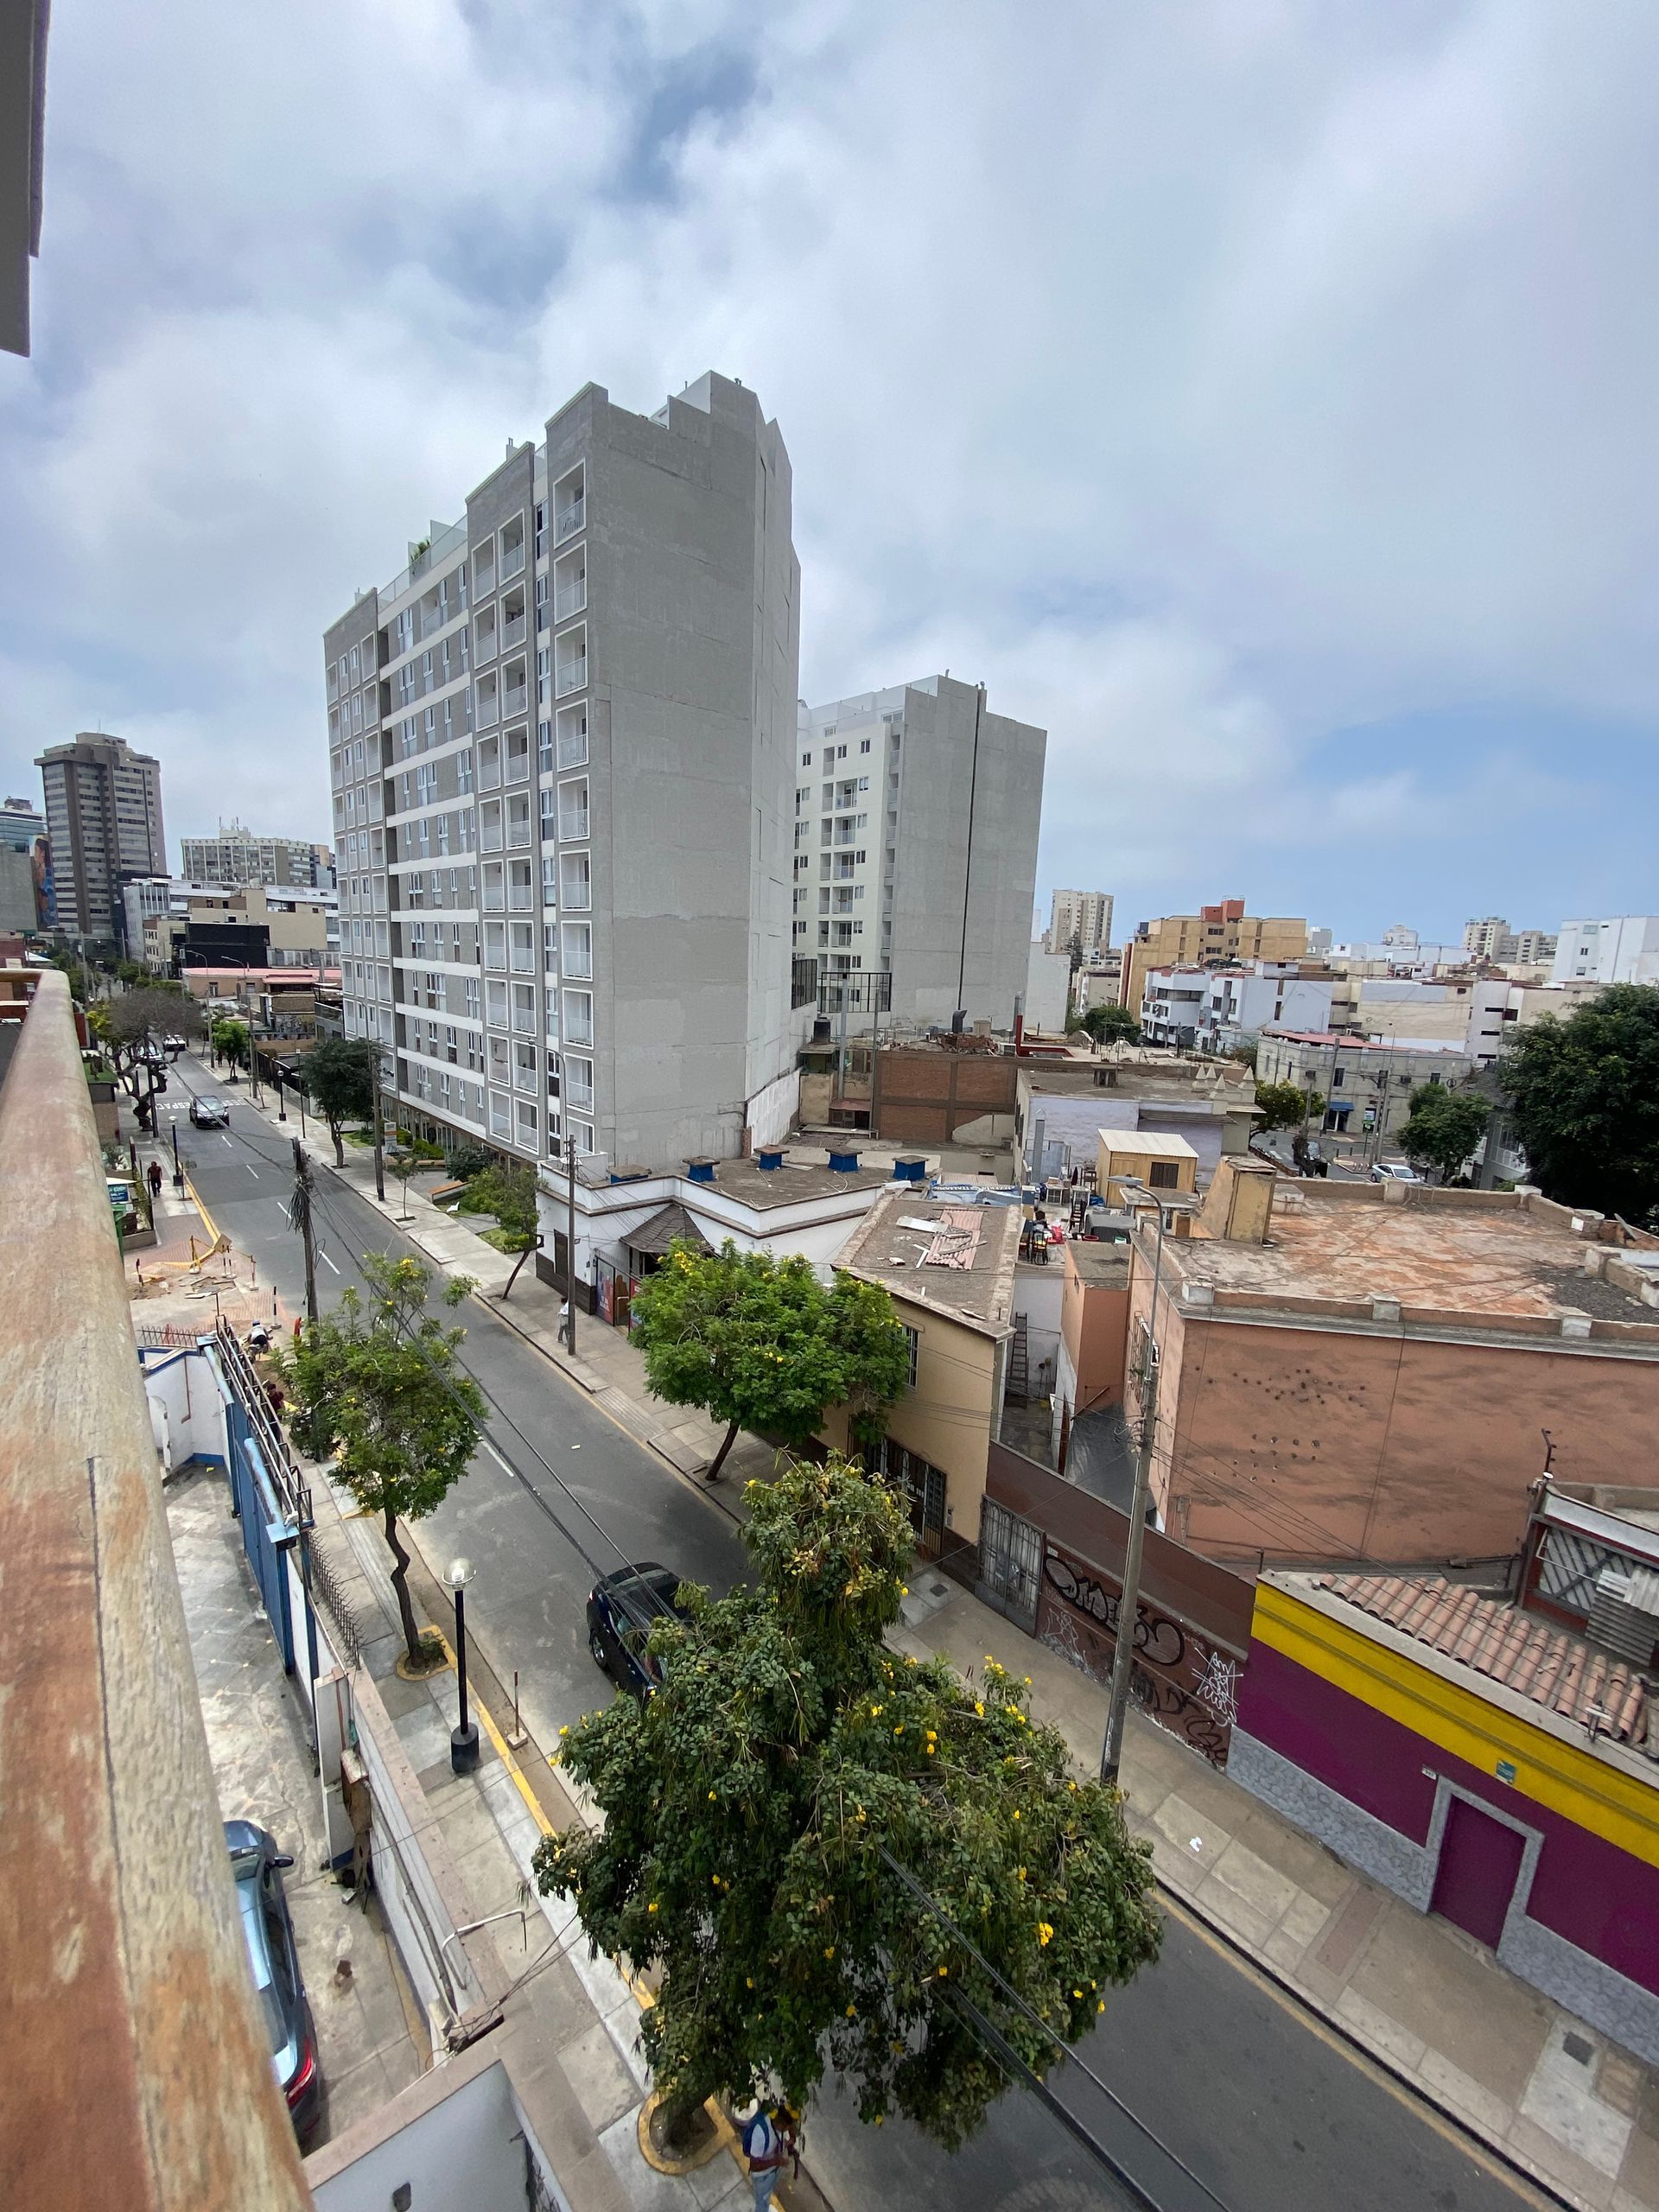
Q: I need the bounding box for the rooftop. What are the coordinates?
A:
[684,1151,894,1211]
[1286,1572,1655,1753]
[1098,1128,1199,1161]
[1262,1029,1466,1053]
[839,1189,1022,1334]
[1067,1240,1133,1287]
[1162,1184,1659,1329]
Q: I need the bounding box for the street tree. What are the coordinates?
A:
[1399,1084,1491,1185]
[464,1162,542,1297]
[276,1253,484,1669]
[304,1035,377,1165]
[534,1455,1160,2151]
[1069,1002,1141,1047]
[99,986,202,1128]
[1502,985,1659,1224]
[1254,1080,1308,1134]
[209,1016,251,1072]
[631,1241,911,1483]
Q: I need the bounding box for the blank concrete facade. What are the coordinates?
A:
[35,733,167,944]
[1553,916,1659,988]
[327,371,802,1179]
[797,676,1045,1031]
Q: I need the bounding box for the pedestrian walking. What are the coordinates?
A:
[147,1159,164,1202]
[741,2103,794,2212]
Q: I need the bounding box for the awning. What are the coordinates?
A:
[625,1203,711,1260]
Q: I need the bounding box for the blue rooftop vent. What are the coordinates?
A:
[828,1147,861,1174]
[756,1147,785,1172]
[685,1159,716,1185]
[893,1157,926,1183]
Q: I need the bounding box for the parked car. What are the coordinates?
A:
[163,1033,187,1056]
[190,1095,231,1128]
[1370,1160,1421,1183]
[226,1820,321,2139]
[587,1563,690,1696]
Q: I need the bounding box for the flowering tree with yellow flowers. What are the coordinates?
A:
[533,1455,1160,2149]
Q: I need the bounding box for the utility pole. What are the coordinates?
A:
[563,1131,577,1353]
[370,1043,387,1204]
[1101,1198,1167,1789]
[289,1136,319,1325]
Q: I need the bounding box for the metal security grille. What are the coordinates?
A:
[979,1497,1041,1631]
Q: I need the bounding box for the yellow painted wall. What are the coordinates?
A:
[1252,1580,1659,1870]
[824,1291,998,1542]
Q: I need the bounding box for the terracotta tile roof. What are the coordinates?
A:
[1312,1573,1651,1745]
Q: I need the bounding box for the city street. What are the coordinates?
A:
[157,1058,1554,2212]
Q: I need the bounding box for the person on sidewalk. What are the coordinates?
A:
[148,1159,164,1203]
[741,2103,795,2212]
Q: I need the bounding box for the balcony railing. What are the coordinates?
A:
[511,948,535,974]
[501,539,525,580]
[502,613,527,652]
[477,760,502,791]
[555,658,588,697]
[514,1064,537,1092]
[481,887,505,913]
[509,886,535,912]
[555,496,584,542]
[564,1084,594,1116]
[558,809,589,843]
[480,825,504,854]
[556,728,588,769]
[504,749,531,784]
[556,580,587,620]
[475,693,499,729]
[560,871,591,912]
[506,820,532,849]
[503,685,529,718]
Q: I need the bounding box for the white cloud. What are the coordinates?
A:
[3,0,1655,929]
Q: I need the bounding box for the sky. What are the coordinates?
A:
[3,0,1656,947]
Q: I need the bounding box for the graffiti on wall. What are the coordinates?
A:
[1038,1547,1243,1766]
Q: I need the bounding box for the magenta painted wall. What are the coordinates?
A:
[1241,1640,1659,1996]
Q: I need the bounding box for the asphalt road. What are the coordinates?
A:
[156,1060,1551,2212]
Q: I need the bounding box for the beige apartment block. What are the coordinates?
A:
[1121,898,1306,1014]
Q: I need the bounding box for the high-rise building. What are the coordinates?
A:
[35,734,166,944]
[1119,899,1306,1014]
[327,371,803,1176]
[179,820,334,889]
[0,798,46,932]
[795,679,1045,1031]
[1045,888,1112,959]
[1552,917,1659,988]
[1463,916,1557,965]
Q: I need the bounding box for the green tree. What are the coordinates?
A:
[1254,1079,1309,1133]
[1069,1002,1141,1046]
[1502,986,1659,1224]
[465,1162,542,1297]
[275,1253,485,1667]
[534,1456,1160,2149]
[632,1241,911,1484]
[1398,1084,1491,1185]
[209,1015,251,1071]
[304,1035,377,1166]
[101,987,203,1129]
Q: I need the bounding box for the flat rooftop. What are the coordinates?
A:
[1166,1185,1658,1325]
[1068,1241,1133,1287]
[656,1151,894,1211]
[1099,1129,1199,1161]
[839,1190,1021,1334]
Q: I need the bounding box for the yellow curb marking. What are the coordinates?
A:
[182,1168,220,1252]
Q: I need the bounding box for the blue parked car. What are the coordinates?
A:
[586,1563,689,1696]
[226,1820,321,2140]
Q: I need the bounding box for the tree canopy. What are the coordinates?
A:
[210,1016,251,1070]
[1502,985,1659,1224]
[463,1162,542,1296]
[304,1035,378,1165]
[535,1455,1160,2148]
[1253,1079,1307,1134]
[93,988,202,1128]
[1068,1002,1141,1046]
[631,1241,911,1482]
[1398,1084,1490,1185]
[275,1253,484,1665]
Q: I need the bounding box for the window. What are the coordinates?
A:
[1148,1160,1179,1190]
[860,738,871,753]
[903,1325,919,1389]
[563,920,593,978]
[802,752,811,767]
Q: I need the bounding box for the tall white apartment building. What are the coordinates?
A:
[1552,917,1659,988]
[326,372,805,1177]
[1046,888,1112,958]
[180,820,334,889]
[794,677,1045,1030]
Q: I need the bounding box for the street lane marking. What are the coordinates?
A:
[220,1133,233,1147]
[320,1249,340,1273]
[246,1165,258,1179]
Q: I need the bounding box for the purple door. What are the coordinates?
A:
[1430,1796,1525,1950]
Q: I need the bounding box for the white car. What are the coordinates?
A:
[1370,1161,1421,1184]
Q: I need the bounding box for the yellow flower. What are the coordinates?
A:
[1097,1999,1106,2013]
[823,1945,836,1959]
[845,2004,856,2018]
[1024,1676,1032,1687]
[1073,1988,1083,1999]
[894,1724,904,1735]
[712,1876,721,1887]
[938,1965,948,1978]
[855,1808,867,1822]
[925,1745,935,1756]
[899,1585,908,1595]
[1038,1922,1053,1946]
[870,1705,883,1717]
[874,2115,884,2127]
[1017,1867,1027,1881]
[708,1790,717,1801]
[648,1902,658,1913]
[974,1700,984,1716]
[747,1976,754,1988]
[1012,1810,1020,1821]
[558,1725,569,1736]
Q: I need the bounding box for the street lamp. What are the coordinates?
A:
[446,1557,480,1773]
[276,1065,287,1122]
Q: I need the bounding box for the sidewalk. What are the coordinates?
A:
[211,1091,1659,2208]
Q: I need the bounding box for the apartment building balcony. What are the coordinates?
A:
[555,493,585,543]
[481,886,505,913]
[564,1077,595,1116]
[510,948,536,975]
[477,759,502,791]
[555,578,587,620]
[558,806,589,843]
[506,818,533,851]
[480,824,504,854]
[503,683,529,719]
[500,537,526,582]
[555,656,588,698]
[509,885,535,912]
[475,692,499,730]
[501,612,528,652]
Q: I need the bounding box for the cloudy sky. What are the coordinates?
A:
[3,0,1656,944]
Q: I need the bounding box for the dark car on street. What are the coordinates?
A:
[226,1819,321,2140]
[190,1094,231,1127]
[586,1562,690,1696]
